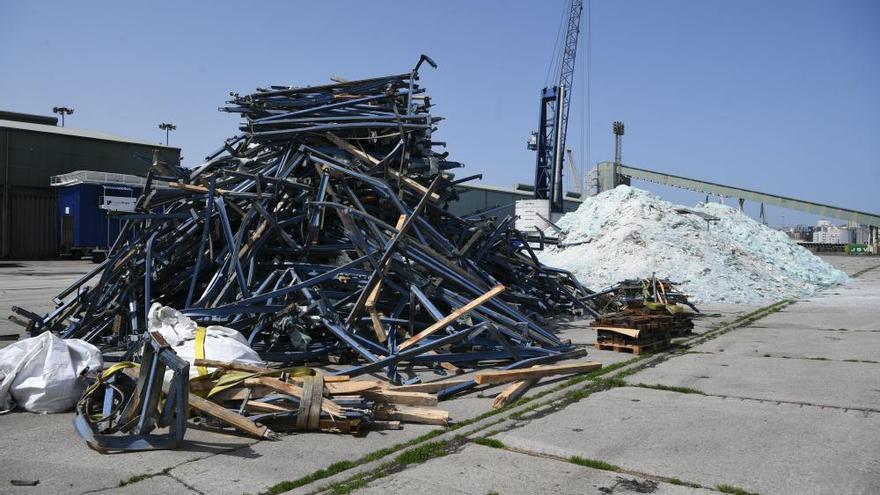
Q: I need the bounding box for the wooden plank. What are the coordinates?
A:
[389,379,472,393]
[594,340,668,355]
[473,361,602,385]
[210,386,273,402]
[169,182,235,196]
[193,358,273,373]
[188,393,274,439]
[324,133,440,201]
[491,379,537,410]
[386,169,441,201]
[245,377,344,417]
[439,361,464,375]
[397,284,506,351]
[323,380,384,395]
[591,326,641,339]
[373,404,448,425]
[362,389,438,407]
[368,308,388,343]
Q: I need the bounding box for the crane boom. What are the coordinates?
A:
[529,0,584,213]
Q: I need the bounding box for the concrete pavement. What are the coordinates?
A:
[345,255,880,495]
[1,255,877,495]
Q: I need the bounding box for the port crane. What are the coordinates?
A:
[528,0,584,213]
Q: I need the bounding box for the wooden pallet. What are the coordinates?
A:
[594,338,670,355]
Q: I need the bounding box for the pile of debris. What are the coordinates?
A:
[539,185,849,304]
[591,276,698,355]
[8,59,605,448]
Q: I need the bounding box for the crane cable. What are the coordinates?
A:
[544,0,570,88]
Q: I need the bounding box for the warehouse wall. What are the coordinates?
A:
[0,186,58,259]
[0,126,179,258]
[1,128,175,188]
[449,184,583,218]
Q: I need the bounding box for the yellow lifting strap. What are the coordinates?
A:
[82,361,138,400]
[204,366,316,398]
[195,326,208,376]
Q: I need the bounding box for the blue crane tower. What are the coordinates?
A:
[528,0,584,213]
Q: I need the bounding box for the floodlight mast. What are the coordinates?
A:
[52,106,74,127]
[159,122,177,145]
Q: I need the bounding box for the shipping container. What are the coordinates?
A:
[51,171,144,260]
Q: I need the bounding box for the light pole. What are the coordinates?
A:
[158,123,176,145]
[52,106,74,127]
[612,121,624,187]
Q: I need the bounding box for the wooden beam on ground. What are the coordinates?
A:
[322,380,385,395]
[491,379,537,410]
[473,361,602,386]
[373,404,448,425]
[398,284,506,351]
[245,376,344,417]
[389,379,472,393]
[188,393,275,439]
[362,389,438,407]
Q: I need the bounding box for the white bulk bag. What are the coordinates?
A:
[147,303,264,378]
[0,332,103,413]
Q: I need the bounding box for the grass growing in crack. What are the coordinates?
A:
[325,442,451,495]
[118,473,153,487]
[568,456,620,472]
[663,477,703,488]
[473,437,505,449]
[634,383,704,395]
[259,428,449,494]
[716,483,760,495]
[327,467,390,495]
[395,440,449,465]
[259,461,357,495]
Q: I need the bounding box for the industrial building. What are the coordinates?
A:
[0,111,179,258]
[449,182,583,219]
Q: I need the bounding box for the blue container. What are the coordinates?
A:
[57,183,140,254]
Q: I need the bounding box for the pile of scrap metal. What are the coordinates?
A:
[10,57,604,450]
[591,276,699,354]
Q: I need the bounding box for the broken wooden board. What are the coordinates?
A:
[473,361,602,385]
[373,404,449,426]
[398,284,506,351]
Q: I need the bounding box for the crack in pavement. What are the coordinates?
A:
[76,440,261,495]
[166,472,206,495]
[699,392,880,414]
[476,443,708,493]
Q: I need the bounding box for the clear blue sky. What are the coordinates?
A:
[2,0,878,226]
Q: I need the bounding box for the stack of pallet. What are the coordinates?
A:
[591,277,698,354]
[591,310,684,354]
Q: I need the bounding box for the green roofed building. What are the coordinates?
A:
[0,110,180,258]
